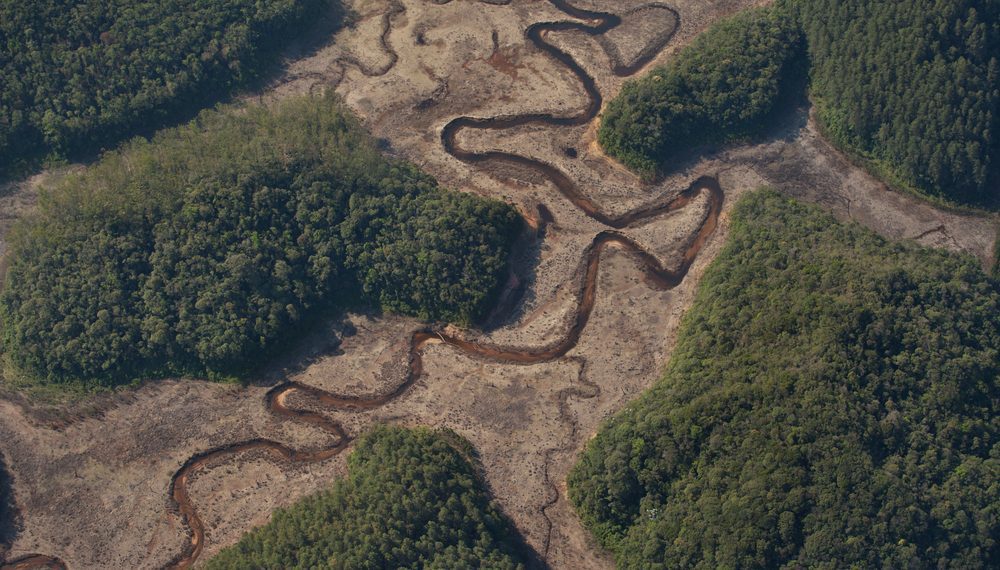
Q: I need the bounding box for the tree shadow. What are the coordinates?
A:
[437,427,549,569]
[0,0,351,188]
[0,454,21,562]
[480,217,544,334]
[242,308,361,389]
[650,49,812,180]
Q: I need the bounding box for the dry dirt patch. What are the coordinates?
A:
[1,1,996,569]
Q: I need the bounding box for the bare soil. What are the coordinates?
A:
[1,1,996,569]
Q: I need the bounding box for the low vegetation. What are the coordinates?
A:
[0,0,335,177]
[597,7,803,176]
[786,0,999,205]
[569,190,1000,568]
[206,426,528,570]
[0,95,520,388]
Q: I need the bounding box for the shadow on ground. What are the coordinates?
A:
[0,453,21,562]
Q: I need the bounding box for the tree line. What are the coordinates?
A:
[206,426,529,570]
[598,7,804,177]
[786,0,999,204]
[569,190,1000,568]
[0,0,335,178]
[0,95,521,388]
[0,456,15,562]
[600,0,999,205]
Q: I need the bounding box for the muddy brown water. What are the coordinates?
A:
[0,555,65,570]
[159,174,721,569]
[5,2,724,569]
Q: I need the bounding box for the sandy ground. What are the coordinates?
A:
[1,1,997,569]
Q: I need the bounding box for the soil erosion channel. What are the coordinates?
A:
[4,2,723,569]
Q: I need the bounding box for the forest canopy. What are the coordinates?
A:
[0,456,15,561]
[205,426,528,570]
[569,190,1000,568]
[786,0,1000,204]
[0,0,334,177]
[599,0,1000,204]
[597,7,803,176]
[0,95,520,388]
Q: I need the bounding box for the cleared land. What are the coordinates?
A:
[0,1,997,569]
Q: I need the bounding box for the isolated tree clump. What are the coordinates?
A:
[206,426,528,570]
[0,95,520,387]
[569,190,1000,568]
[598,7,803,176]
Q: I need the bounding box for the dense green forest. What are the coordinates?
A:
[600,0,1000,204]
[0,95,520,387]
[598,7,803,175]
[0,0,333,177]
[206,426,528,569]
[569,190,1000,568]
[786,0,1000,204]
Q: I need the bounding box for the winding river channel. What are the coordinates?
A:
[2,2,723,568]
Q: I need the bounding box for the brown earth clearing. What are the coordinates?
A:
[1,1,996,569]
